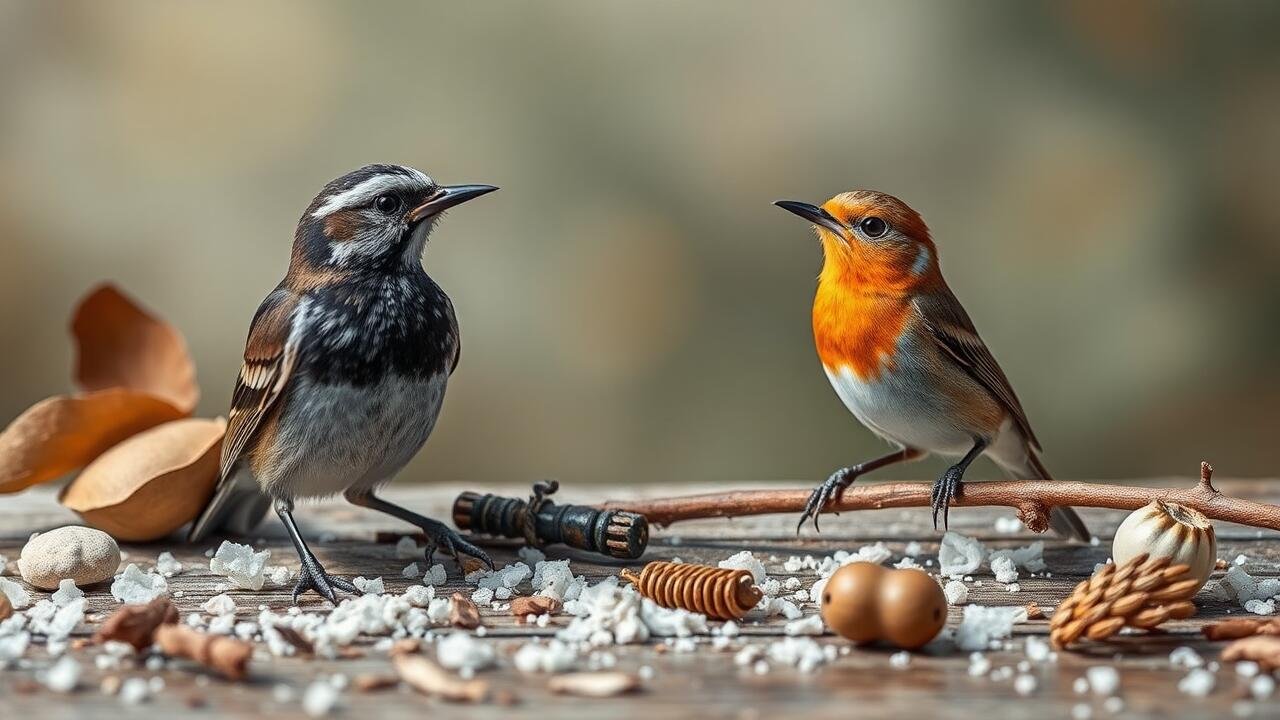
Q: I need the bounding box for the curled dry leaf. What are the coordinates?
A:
[72,284,198,412]
[60,418,225,541]
[394,654,489,703]
[547,672,641,698]
[0,390,186,494]
[0,284,199,495]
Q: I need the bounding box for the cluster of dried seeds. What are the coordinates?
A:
[1050,553,1198,649]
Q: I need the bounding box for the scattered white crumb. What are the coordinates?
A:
[0,576,32,609]
[203,593,237,616]
[302,679,340,717]
[401,563,419,579]
[955,606,1027,651]
[904,541,923,557]
[423,563,447,587]
[50,579,83,607]
[436,631,496,673]
[110,564,168,604]
[889,651,911,669]
[155,552,182,577]
[994,517,1023,534]
[1014,673,1037,695]
[43,655,80,693]
[784,614,824,636]
[718,551,767,584]
[1178,668,1216,697]
[967,652,991,677]
[991,555,1019,584]
[1170,646,1204,668]
[1250,674,1275,700]
[513,639,578,673]
[395,536,419,560]
[943,580,969,606]
[352,576,384,595]
[1244,599,1275,616]
[209,541,270,591]
[119,677,150,705]
[1085,666,1120,696]
[1236,661,1260,678]
[939,532,985,577]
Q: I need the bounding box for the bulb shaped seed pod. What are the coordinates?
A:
[1112,500,1216,590]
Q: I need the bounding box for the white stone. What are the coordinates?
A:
[155,552,182,577]
[1086,666,1120,695]
[352,576,383,595]
[991,555,1019,584]
[0,576,32,610]
[436,631,495,672]
[718,551,767,584]
[18,526,120,590]
[423,563,447,587]
[302,679,340,716]
[943,580,969,606]
[955,606,1027,651]
[203,593,237,616]
[1178,668,1216,697]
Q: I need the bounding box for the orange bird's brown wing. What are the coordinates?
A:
[218,289,304,481]
[912,290,1042,451]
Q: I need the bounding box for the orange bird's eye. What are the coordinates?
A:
[859,216,888,238]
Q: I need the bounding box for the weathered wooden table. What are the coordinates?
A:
[2,478,1278,719]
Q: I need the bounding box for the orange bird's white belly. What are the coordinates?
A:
[821,331,1007,457]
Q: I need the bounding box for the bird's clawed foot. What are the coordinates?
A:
[420,518,494,572]
[292,553,358,605]
[931,465,965,531]
[797,467,857,533]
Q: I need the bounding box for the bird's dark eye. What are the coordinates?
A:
[374,194,402,215]
[859,216,888,238]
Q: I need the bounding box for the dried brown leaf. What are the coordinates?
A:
[0,593,11,621]
[0,389,186,494]
[72,284,198,413]
[59,417,225,541]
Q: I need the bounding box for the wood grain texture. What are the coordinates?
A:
[1,478,1278,719]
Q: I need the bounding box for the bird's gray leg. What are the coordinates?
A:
[798,447,923,533]
[344,490,494,571]
[931,438,988,531]
[276,499,356,604]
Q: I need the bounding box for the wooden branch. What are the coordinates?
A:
[601,463,1280,534]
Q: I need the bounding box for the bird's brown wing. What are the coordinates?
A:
[912,290,1042,450]
[218,289,304,481]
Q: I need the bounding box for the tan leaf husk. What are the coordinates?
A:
[0,389,187,494]
[72,284,198,412]
[1050,553,1199,650]
[59,417,225,541]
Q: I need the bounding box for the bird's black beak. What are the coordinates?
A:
[408,184,499,224]
[773,200,846,237]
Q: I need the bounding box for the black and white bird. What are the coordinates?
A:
[188,164,498,603]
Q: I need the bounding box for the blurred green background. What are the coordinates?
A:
[1,1,1276,488]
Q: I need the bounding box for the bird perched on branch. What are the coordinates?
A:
[189,164,498,602]
[774,191,1088,541]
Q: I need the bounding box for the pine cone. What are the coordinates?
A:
[1050,553,1199,649]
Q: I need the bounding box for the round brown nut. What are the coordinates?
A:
[876,567,948,650]
[820,562,884,644]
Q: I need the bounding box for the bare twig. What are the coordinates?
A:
[154,624,252,680]
[602,463,1280,534]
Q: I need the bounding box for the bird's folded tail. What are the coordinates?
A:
[1022,452,1091,543]
[187,467,273,543]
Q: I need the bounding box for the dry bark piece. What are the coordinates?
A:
[1222,635,1280,671]
[1203,617,1280,641]
[0,390,186,494]
[59,417,225,541]
[511,596,562,619]
[353,674,399,692]
[394,654,489,703]
[450,592,481,629]
[154,624,252,680]
[547,672,641,698]
[1049,553,1199,650]
[72,284,198,413]
[1025,603,1044,620]
[94,596,179,650]
[0,593,12,621]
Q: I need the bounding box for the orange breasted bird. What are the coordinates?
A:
[188,164,498,602]
[774,190,1089,541]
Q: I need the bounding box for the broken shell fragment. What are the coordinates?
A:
[19,525,121,590]
[59,418,225,541]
